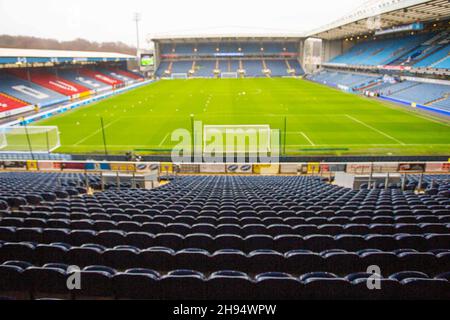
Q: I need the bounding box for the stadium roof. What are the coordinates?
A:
[307,0,450,40]
[0,48,135,59]
[150,27,305,42]
[152,34,305,42]
[0,48,135,64]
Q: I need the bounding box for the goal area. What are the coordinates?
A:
[171,73,188,79]
[203,124,275,155]
[221,72,238,79]
[0,126,60,152]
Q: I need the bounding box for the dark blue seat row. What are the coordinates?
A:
[1,226,450,251]
[1,241,449,275]
[1,261,449,300]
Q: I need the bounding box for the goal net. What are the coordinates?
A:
[203,125,275,155]
[171,73,188,79]
[221,72,238,79]
[0,126,60,152]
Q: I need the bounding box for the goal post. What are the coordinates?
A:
[0,126,61,153]
[221,72,238,79]
[171,73,188,79]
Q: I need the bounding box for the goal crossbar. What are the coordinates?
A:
[221,72,238,79]
[0,126,61,152]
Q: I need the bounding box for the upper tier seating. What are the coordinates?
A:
[160,42,299,56]
[434,55,450,69]
[415,44,450,68]
[0,173,449,299]
[330,33,432,66]
[0,73,68,107]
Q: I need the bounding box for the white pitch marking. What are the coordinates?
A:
[73,118,120,146]
[300,132,315,146]
[345,114,405,145]
[158,132,170,147]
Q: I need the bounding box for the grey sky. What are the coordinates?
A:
[0,0,367,47]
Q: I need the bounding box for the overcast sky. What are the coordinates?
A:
[0,0,367,47]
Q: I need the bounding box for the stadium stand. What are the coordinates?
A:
[108,68,144,81]
[265,60,287,77]
[407,35,450,68]
[0,173,449,300]
[243,60,263,77]
[330,34,433,66]
[308,71,379,89]
[58,70,112,92]
[307,70,450,112]
[171,61,194,75]
[79,69,123,87]
[9,69,91,98]
[195,60,216,77]
[155,39,304,78]
[0,73,68,107]
[99,69,137,84]
[382,82,450,106]
[0,93,30,112]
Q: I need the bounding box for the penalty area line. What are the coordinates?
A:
[300,132,315,146]
[345,114,405,145]
[73,118,121,146]
[158,132,171,147]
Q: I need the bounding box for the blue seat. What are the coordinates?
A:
[160,270,206,300]
[207,271,253,300]
[113,269,160,300]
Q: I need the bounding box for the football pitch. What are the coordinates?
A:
[36,78,450,156]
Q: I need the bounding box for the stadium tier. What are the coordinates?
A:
[9,69,92,97]
[0,93,30,112]
[0,61,143,118]
[99,69,137,84]
[78,69,124,87]
[328,29,450,69]
[0,73,68,107]
[108,68,144,81]
[57,70,112,92]
[160,41,299,55]
[155,39,304,78]
[0,173,449,300]
[307,70,450,113]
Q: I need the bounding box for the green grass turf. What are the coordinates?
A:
[34,78,450,156]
